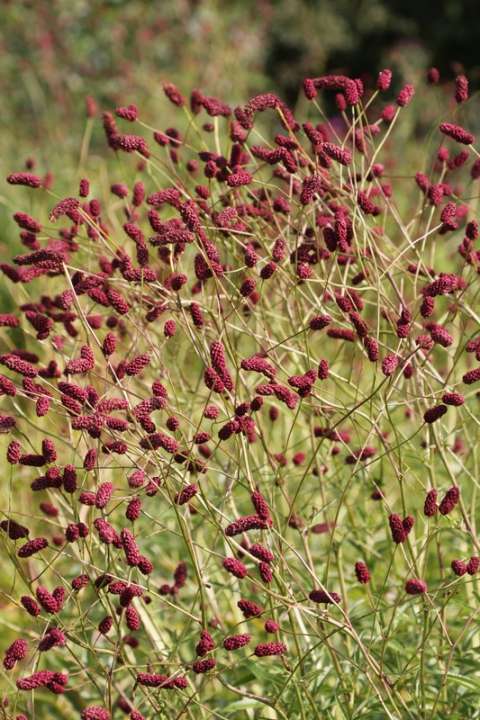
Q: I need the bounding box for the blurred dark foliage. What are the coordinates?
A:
[266,0,480,104]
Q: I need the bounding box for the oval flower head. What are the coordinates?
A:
[405,578,427,595]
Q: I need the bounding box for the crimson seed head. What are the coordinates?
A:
[396,84,415,107]
[471,160,480,180]
[451,559,467,577]
[264,619,280,633]
[116,104,138,122]
[20,595,41,617]
[84,448,97,471]
[439,486,460,515]
[424,489,438,517]
[1,518,29,539]
[439,122,474,145]
[254,642,287,657]
[175,483,198,505]
[429,323,453,346]
[405,578,427,595]
[166,415,179,431]
[126,605,141,631]
[16,670,61,691]
[355,561,370,584]
[192,658,216,673]
[424,404,447,424]
[225,514,269,536]
[250,489,271,521]
[189,302,204,327]
[63,465,77,493]
[388,514,410,544]
[164,319,176,337]
[309,589,341,604]
[7,172,41,188]
[95,481,114,509]
[79,177,90,197]
[130,711,144,720]
[52,586,66,611]
[223,557,248,579]
[38,627,65,652]
[17,536,48,558]
[321,142,352,166]
[3,638,28,670]
[98,615,113,635]
[126,497,142,521]
[81,708,111,720]
[125,353,151,376]
[303,78,317,100]
[259,561,273,583]
[223,633,251,651]
[0,353,37,377]
[463,367,480,384]
[402,515,414,534]
[377,69,392,92]
[163,82,185,107]
[248,543,274,563]
[12,211,41,233]
[455,75,469,104]
[65,523,80,542]
[304,75,359,105]
[128,469,146,488]
[174,561,188,589]
[196,629,215,657]
[363,336,379,361]
[237,599,263,618]
[442,390,464,406]
[136,672,187,688]
[121,528,141,566]
[36,586,59,614]
[381,353,399,377]
[467,556,480,575]
[318,359,329,379]
[138,555,153,575]
[240,277,256,297]
[7,440,21,464]
[0,313,19,328]
[349,311,368,338]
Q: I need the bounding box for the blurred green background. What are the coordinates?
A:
[2,0,479,150]
[1,0,479,246]
[1,0,476,373]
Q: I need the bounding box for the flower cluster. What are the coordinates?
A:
[1,67,479,718]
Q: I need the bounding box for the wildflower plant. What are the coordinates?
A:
[1,68,480,718]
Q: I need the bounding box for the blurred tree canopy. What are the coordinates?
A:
[265,0,480,103]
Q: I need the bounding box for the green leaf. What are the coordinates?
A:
[445,673,480,692]
[224,697,262,713]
